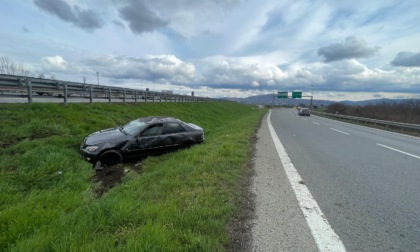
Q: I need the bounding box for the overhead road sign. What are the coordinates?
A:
[278,92,288,98]
[292,92,302,98]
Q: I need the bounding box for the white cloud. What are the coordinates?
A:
[198,56,287,88]
[251,81,260,87]
[84,54,195,84]
[41,55,69,71]
[288,59,420,93]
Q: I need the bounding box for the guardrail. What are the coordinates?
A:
[0,74,213,104]
[313,111,420,133]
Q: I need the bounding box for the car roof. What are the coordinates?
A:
[138,116,181,124]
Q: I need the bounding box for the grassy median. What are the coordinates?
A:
[0,102,266,251]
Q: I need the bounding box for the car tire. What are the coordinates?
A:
[99,150,123,166]
[181,140,194,149]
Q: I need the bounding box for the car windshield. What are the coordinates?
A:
[121,120,147,136]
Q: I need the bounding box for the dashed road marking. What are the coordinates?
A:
[312,122,320,125]
[330,128,350,135]
[377,143,420,160]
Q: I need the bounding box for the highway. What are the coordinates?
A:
[270,108,420,252]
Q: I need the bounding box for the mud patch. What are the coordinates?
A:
[91,161,144,197]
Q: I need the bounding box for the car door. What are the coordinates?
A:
[161,122,187,150]
[126,123,165,156]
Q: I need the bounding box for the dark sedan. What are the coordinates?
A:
[80,116,204,167]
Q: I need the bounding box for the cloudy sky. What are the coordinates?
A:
[1,0,420,100]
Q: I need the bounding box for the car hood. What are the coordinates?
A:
[185,123,204,131]
[84,128,128,145]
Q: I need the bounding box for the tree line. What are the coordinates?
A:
[0,56,55,79]
[326,100,420,124]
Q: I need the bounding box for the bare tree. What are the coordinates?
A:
[17,63,32,76]
[0,57,13,74]
[0,56,34,76]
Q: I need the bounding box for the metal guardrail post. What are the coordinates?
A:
[123,89,126,103]
[153,93,155,102]
[26,79,32,104]
[134,91,137,103]
[108,88,111,103]
[63,83,68,105]
[89,85,93,104]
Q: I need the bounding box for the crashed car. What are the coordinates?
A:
[80,116,204,167]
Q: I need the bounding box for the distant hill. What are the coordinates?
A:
[338,98,413,106]
[222,94,415,107]
[224,94,333,107]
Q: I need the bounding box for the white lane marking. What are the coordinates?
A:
[302,118,307,121]
[312,122,320,125]
[267,110,346,252]
[376,144,420,160]
[329,128,350,135]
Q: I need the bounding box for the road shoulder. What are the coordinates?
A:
[250,112,318,251]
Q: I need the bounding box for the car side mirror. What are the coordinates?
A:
[136,137,143,145]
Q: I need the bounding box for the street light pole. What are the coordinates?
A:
[96,72,99,85]
[310,95,313,109]
[310,85,313,109]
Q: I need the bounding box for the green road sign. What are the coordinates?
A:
[292,91,302,98]
[278,91,288,98]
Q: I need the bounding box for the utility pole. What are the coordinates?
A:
[96,72,99,85]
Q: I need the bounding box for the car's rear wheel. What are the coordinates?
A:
[99,150,123,166]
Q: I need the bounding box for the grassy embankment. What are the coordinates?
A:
[0,102,267,251]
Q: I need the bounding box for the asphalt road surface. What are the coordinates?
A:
[264,108,420,251]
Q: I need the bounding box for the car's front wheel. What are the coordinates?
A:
[181,140,195,149]
[99,150,123,166]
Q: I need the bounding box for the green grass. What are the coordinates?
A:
[0,102,267,251]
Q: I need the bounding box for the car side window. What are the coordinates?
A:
[141,124,163,137]
[163,122,186,134]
